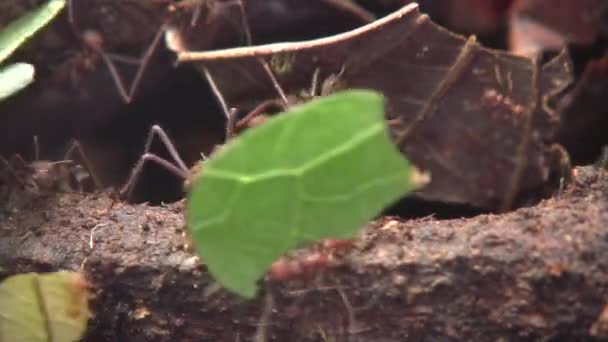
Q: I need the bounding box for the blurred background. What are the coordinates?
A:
[0,0,606,204]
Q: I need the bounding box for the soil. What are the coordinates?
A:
[2,1,608,341]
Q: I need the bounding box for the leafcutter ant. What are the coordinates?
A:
[66,0,167,103]
[122,7,364,258]
[269,252,332,281]
[0,137,101,200]
[268,239,356,281]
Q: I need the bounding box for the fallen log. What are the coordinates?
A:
[1,166,608,341]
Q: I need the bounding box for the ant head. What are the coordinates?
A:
[81,29,104,51]
[27,161,71,193]
[27,160,91,194]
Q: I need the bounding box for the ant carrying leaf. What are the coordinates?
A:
[117,63,414,299]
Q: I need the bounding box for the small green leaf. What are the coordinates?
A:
[0,0,66,64]
[0,63,35,100]
[187,90,425,297]
[0,272,91,342]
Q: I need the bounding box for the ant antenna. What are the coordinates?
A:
[234,0,252,46]
[259,58,289,107]
[202,67,231,122]
[319,65,346,97]
[63,140,104,190]
[91,25,166,103]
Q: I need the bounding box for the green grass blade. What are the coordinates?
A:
[0,0,66,64]
[0,63,35,100]
[187,90,426,298]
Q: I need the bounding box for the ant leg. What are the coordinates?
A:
[0,155,8,169]
[335,285,358,335]
[235,0,252,46]
[259,58,289,107]
[2,155,28,190]
[234,0,252,45]
[97,51,132,102]
[81,30,131,103]
[309,67,321,98]
[0,155,17,180]
[233,99,286,134]
[120,125,190,200]
[225,108,239,141]
[63,140,103,191]
[124,24,166,103]
[33,136,40,161]
[120,154,188,200]
[144,126,189,172]
[226,0,252,45]
[86,25,165,103]
[104,54,140,65]
[0,156,17,193]
[202,67,231,123]
[201,67,241,142]
[69,0,161,104]
[66,0,85,39]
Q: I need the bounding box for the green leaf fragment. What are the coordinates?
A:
[0,63,34,100]
[187,90,424,298]
[0,272,90,342]
[0,0,66,64]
